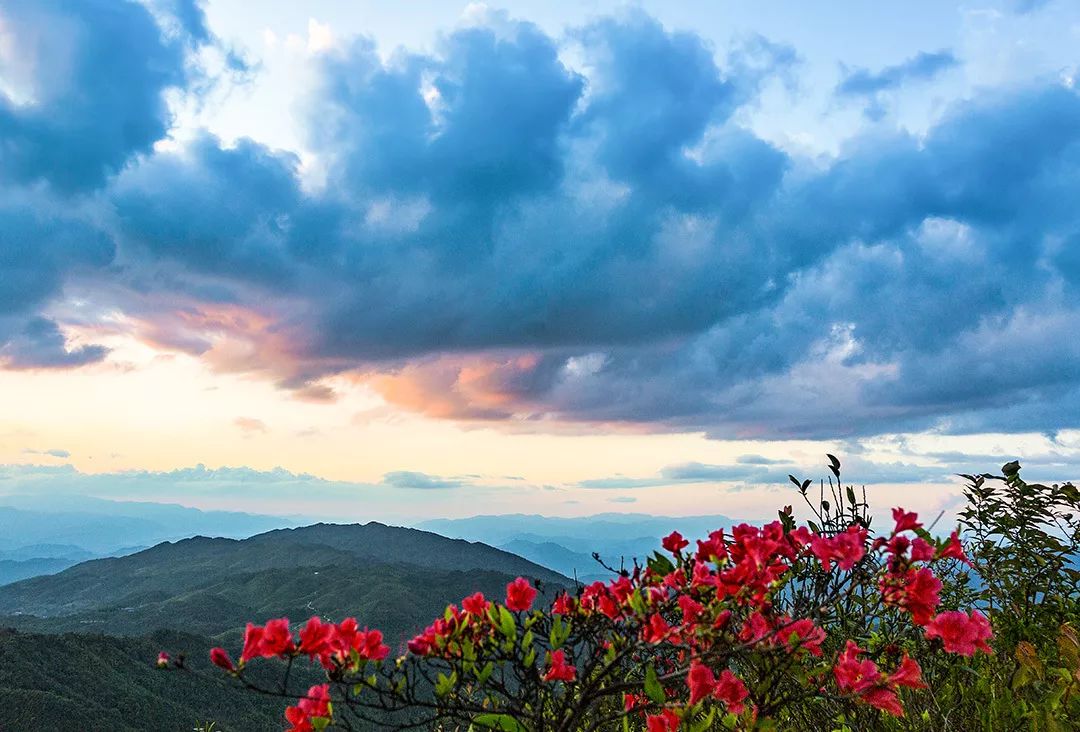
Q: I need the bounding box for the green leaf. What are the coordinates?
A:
[472,713,528,732]
[522,630,534,649]
[435,671,457,697]
[688,708,715,732]
[549,617,565,650]
[311,717,330,731]
[476,661,494,684]
[644,664,664,704]
[498,606,516,639]
[647,551,675,576]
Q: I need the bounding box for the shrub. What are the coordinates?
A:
[162,457,1079,731]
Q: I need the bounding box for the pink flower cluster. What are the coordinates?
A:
[191,505,995,730]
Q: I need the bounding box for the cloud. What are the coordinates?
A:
[836,50,959,120]
[1008,0,1051,13]
[836,50,959,98]
[608,496,637,504]
[2,7,1080,442]
[234,417,268,434]
[381,471,463,490]
[735,454,792,465]
[0,0,196,193]
[579,455,951,490]
[22,448,71,459]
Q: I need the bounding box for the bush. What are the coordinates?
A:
[164,457,1080,731]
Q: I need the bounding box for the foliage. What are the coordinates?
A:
[163,457,1080,730]
[0,628,293,731]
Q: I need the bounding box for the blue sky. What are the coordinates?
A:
[0,0,1079,520]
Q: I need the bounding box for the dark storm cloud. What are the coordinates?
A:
[3,5,1080,439]
[0,0,194,193]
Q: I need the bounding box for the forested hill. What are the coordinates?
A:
[0,628,293,731]
[0,522,573,731]
[0,521,569,640]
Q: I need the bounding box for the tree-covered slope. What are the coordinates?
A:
[0,628,303,731]
[0,521,568,622]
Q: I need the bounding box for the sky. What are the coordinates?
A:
[1,0,1080,523]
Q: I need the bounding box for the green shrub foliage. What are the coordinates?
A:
[163,459,1078,731]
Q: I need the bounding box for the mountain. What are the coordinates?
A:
[0,496,297,554]
[0,521,571,731]
[0,628,302,731]
[0,521,569,641]
[0,544,97,562]
[420,513,742,574]
[0,557,77,586]
[498,539,613,583]
[248,522,568,584]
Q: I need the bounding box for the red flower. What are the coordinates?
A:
[677,594,704,625]
[209,647,235,672]
[598,594,621,620]
[238,617,295,661]
[155,651,170,669]
[360,629,390,661]
[833,641,881,695]
[609,576,634,603]
[505,577,537,612]
[810,525,866,571]
[241,623,264,663]
[832,525,867,570]
[738,611,771,645]
[407,630,436,656]
[904,567,942,626]
[543,649,577,682]
[285,684,331,732]
[937,530,969,565]
[909,537,934,562]
[891,507,922,533]
[643,613,671,643]
[297,684,331,718]
[298,617,333,659]
[888,654,926,689]
[881,567,941,626]
[662,531,689,554]
[646,709,680,732]
[925,610,993,656]
[462,591,490,616]
[331,618,389,662]
[714,669,748,715]
[686,661,716,704]
[859,686,904,716]
[777,617,826,657]
[551,592,574,615]
[695,531,725,562]
[832,641,909,716]
[284,706,313,732]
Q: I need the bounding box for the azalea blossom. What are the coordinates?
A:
[925,610,994,656]
[505,577,537,612]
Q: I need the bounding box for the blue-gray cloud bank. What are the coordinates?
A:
[2,2,1080,439]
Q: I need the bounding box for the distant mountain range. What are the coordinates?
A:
[0,495,298,554]
[0,495,299,588]
[421,512,741,580]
